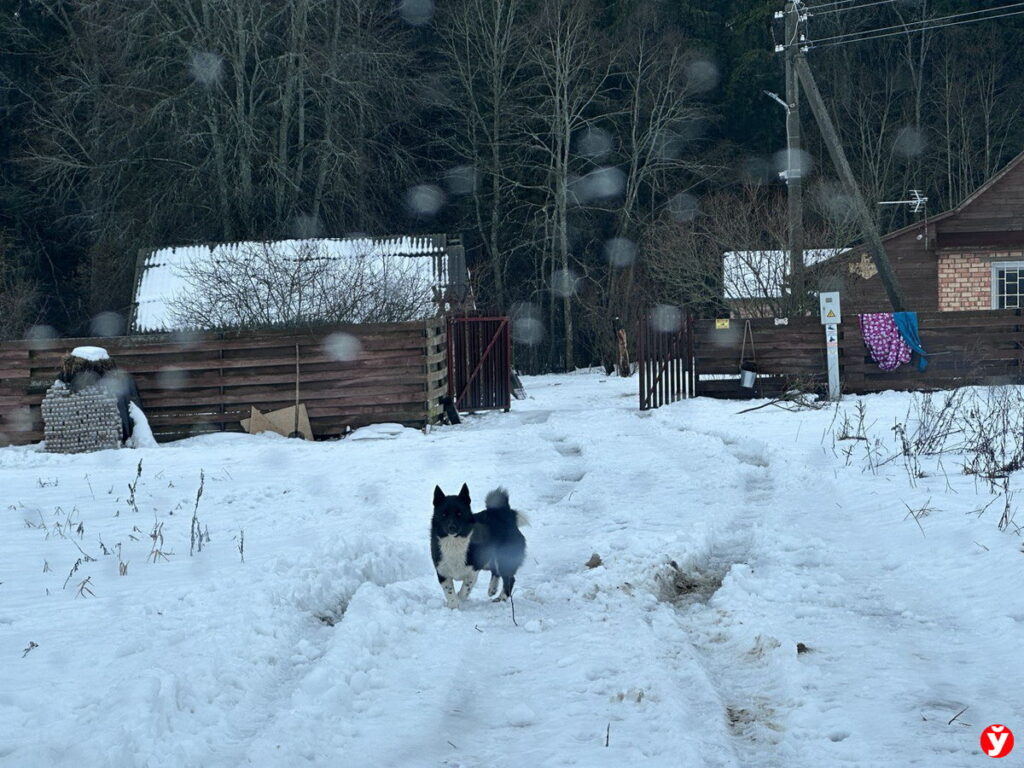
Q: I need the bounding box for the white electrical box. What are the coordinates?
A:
[819,292,842,325]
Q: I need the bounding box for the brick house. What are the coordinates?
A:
[826,148,1024,313]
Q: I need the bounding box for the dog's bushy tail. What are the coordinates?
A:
[485,487,529,527]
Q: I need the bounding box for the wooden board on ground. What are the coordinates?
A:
[241,404,314,440]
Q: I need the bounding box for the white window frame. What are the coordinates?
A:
[991,261,1024,309]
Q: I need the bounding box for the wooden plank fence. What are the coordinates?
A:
[693,316,827,398]
[692,309,1024,398]
[0,318,447,446]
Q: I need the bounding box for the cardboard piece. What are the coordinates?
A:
[241,404,314,440]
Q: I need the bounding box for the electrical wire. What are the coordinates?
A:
[807,1,1024,46]
[803,0,860,10]
[808,0,900,17]
[808,6,1024,48]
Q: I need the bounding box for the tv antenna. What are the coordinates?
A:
[878,189,928,214]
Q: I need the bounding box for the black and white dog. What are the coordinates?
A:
[431,484,527,609]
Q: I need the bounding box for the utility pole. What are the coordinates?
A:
[774,2,908,313]
[784,1,805,312]
[793,55,907,312]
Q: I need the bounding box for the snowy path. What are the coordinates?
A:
[2,373,1022,766]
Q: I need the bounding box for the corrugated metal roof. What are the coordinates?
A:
[132,236,446,332]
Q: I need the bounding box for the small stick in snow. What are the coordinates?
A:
[902,501,928,538]
[75,576,95,598]
[735,398,782,415]
[22,641,38,658]
[605,722,610,747]
[509,594,518,627]
[948,706,969,726]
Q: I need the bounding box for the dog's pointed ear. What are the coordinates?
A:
[433,485,445,506]
[458,483,471,504]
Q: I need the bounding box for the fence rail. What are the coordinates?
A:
[0,319,447,446]
[690,309,1024,398]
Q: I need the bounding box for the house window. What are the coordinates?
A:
[992,262,1024,308]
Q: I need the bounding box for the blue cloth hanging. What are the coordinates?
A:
[893,311,928,371]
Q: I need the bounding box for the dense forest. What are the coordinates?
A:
[2,0,1022,371]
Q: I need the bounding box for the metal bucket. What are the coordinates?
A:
[739,362,757,389]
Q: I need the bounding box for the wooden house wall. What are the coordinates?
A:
[936,159,1024,236]
[821,227,937,314]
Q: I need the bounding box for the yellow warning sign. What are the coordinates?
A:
[826,310,836,318]
[715,318,730,330]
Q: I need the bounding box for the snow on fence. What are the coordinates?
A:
[0,319,447,446]
[691,308,1024,398]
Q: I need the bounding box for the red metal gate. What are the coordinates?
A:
[447,316,511,412]
[637,307,693,411]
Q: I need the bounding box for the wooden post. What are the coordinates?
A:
[785,2,805,310]
[794,54,908,313]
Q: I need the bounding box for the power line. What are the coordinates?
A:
[803,0,860,10]
[807,1,1024,46]
[808,0,900,17]
[808,6,1024,48]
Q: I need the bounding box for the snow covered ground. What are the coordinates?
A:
[2,372,1021,767]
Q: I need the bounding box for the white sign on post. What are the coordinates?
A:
[819,292,842,401]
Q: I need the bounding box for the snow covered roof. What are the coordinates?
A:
[723,248,847,300]
[132,235,448,332]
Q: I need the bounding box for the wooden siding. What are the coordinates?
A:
[0,319,447,446]
[938,158,1024,233]
[834,227,940,314]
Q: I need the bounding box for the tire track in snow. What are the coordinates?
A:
[658,432,805,767]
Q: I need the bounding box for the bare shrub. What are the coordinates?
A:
[644,184,860,318]
[959,388,1024,483]
[168,241,436,330]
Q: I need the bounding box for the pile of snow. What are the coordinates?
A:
[1,373,1021,766]
[68,346,110,361]
[126,402,158,449]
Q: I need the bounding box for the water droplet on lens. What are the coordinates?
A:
[650,305,682,333]
[324,333,362,362]
[604,238,637,268]
[399,0,433,26]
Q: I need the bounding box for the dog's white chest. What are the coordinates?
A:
[435,535,474,579]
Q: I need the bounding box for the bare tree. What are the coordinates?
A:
[523,0,611,371]
[15,0,423,314]
[436,0,534,313]
[583,23,708,374]
[168,242,436,330]
[930,42,1022,208]
[0,234,40,339]
[644,185,859,318]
